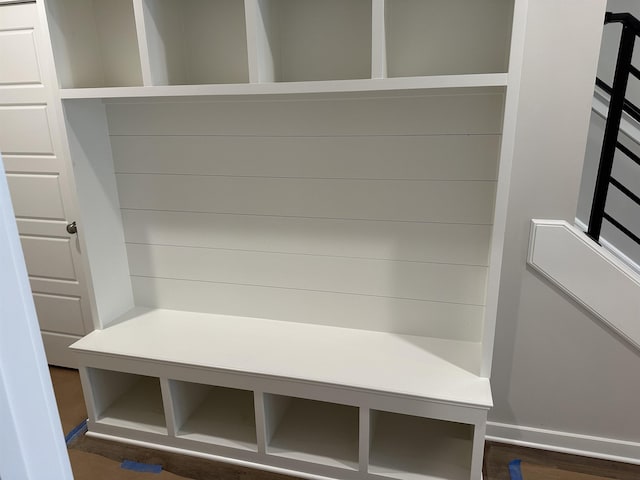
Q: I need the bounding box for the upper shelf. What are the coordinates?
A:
[45,0,514,94]
[58,73,508,99]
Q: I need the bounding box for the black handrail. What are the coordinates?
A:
[587,12,640,247]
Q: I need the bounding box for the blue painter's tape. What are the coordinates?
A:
[65,419,88,445]
[121,460,163,474]
[509,459,524,480]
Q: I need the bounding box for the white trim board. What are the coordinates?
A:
[486,421,640,465]
[528,219,640,350]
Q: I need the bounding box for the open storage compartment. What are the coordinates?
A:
[253,0,372,82]
[369,410,473,480]
[170,380,257,451]
[264,394,359,470]
[45,0,143,88]
[87,368,166,434]
[141,0,249,85]
[384,0,513,77]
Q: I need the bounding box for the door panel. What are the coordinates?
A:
[0,29,41,84]
[6,173,66,220]
[0,106,54,154]
[33,292,85,335]
[20,235,77,280]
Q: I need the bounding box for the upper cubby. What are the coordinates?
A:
[139,0,249,85]
[249,0,372,82]
[384,0,513,77]
[45,0,143,88]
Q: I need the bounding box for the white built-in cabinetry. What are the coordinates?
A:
[24,0,526,478]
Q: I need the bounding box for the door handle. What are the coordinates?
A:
[66,221,77,235]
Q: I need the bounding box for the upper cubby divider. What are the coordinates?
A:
[45,0,143,88]
[384,0,513,78]
[246,0,373,83]
[137,0,250,85]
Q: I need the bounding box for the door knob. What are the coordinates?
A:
[66,221,77,235]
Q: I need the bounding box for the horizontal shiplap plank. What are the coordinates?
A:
[122,210,492,266]
[0,105,53,154]
[127,244,488,305]
[106,94,504,136]
[111,135,500,180]
[117,175,496,224]
[21,235,77,280]
[6,173,66,219]
[131,276,484,341]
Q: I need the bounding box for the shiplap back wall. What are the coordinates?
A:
[107,93,502,341]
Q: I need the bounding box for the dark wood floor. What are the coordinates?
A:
[51,367,640,480]
[483,441,640,480]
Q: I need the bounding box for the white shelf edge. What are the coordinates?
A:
[58,74,508,100]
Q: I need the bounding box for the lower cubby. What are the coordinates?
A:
[264,394,359,470]
[87,368,166,434]
[169,381,257,451]
[369,411,473,480]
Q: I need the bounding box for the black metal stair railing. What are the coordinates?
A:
[587,12,640,246]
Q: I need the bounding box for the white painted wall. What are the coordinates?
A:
[577,0,640,266]
[488,0,640,462]
[0,156,72,479]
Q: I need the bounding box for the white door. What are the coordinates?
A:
[0,1,93,367]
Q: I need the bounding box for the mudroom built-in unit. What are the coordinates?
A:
[1,0,604,479]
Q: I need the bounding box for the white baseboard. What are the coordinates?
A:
[486,421,640,465]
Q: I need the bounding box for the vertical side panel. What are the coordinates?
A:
[359,407,370,473]
[253,391,267,454]
[262,393,291,446]
[371,0,386,79]
[63,99,133,327]
[132,0,154,86]
[160,377,177,436]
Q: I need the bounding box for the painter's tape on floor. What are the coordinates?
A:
[65,419,88,446]
[509,459,524,480]
[121,460,163,474]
